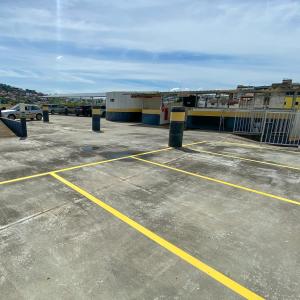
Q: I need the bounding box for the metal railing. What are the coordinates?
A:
[233,110,300,147]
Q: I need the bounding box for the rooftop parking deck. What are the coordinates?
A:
[0,115,299,299]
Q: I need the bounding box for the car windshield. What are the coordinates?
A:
[10,105,19,110]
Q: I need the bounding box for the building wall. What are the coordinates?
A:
[142,97,161,109]
[141,96,161,125]
[270,93,285,108]
[253,94,265,108]
[186,109,236,131]
[142,110,161,125]
[105,92,142,122]
[254,92,285,109]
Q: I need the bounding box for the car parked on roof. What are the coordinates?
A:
[99,105,106,117]
[75,105,92,117]
[48,104,68,115]
[75,105,106,117]
[0,104,43,120]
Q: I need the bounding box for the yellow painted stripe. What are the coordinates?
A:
[211,141,300,155]
[0,141,206,186]
[186,147,300,171]
[92,108,101,115]
[187,110,293,119]
[107,108,142,113]
[54,146,177,173]
[188,110,219,117]
[181,141,207,147]
[0,150,169,185]
[0,172,51,185]
[171,112,185,122]
[188,110,236,117]
[50,172,263,300]
[142,109,161,115]
[133,157,300,206]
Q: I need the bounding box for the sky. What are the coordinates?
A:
[0,0,300,94]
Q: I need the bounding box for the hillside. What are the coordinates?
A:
[0,83,44,104]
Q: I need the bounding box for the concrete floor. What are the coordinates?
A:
[0,115,299,299]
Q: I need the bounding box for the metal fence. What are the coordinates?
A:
[233,110,300,147]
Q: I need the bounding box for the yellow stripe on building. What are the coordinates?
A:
[107,108,142,113]
[187,110,236,117]
[284,96,293,109]
[142,109,161,115]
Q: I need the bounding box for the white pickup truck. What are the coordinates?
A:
[0,104,43,120]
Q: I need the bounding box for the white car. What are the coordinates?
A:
[0,104,43,120]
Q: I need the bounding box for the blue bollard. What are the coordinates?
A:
[20,113,27,138]
[92,106,101,131]
[43,104,49,122]
[168,106,186,148]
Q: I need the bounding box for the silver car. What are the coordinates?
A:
[48,104,67,114]
[0,104,43,120]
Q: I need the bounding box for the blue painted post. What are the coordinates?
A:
[92,106,101,131]
[43,104,49,122]
[19,103,27,138]
[169,106,186,147]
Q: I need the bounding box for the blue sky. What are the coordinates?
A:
[0,0,300,93]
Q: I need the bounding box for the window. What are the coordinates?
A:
[286,91,294,96]
[264,96,270,106]
[11,104,19,110]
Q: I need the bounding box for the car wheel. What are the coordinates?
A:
[8,114,16,120]
[36,113,42,121]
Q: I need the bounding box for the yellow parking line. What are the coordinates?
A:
[0,172,51,186]
[0,146,173,186]
[0,141,206,186]
[133,157,300,207]
[185,147,300,171]
[213,141,300,154]
[50,172,263,300]
[180,141,207,147]
[54,155,139,173]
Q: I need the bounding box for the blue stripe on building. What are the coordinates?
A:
[186,116,236,131]
[142,113,160,125]
[106,112,142,122]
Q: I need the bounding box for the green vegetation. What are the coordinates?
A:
[0,83,44,104]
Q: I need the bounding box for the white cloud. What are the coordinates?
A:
[0,0,300,92]
[1,0,300,54]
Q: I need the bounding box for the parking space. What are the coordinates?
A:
[1,115,299,299]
